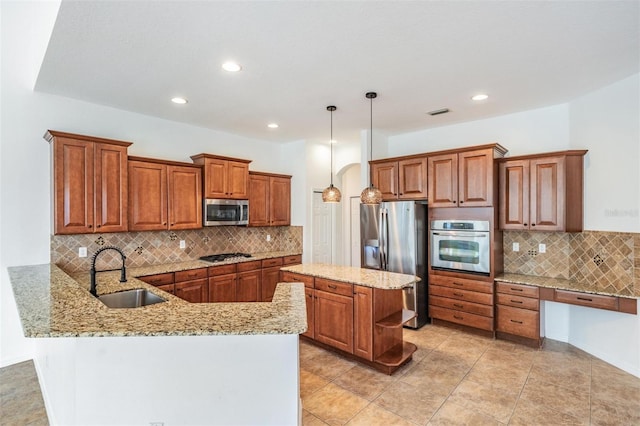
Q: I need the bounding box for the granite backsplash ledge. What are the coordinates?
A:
[52,226,303,273]
[504,230,640,297]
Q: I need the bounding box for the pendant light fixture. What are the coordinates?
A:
[360,92,383,205]
[322,105,342,203]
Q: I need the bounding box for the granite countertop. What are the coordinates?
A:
[280,263,418,290]
[495,272,637,299]
[8,254,306,338]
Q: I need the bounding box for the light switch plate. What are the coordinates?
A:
[79,247,87,257]
[539,243,546,253]
[512,242,520,252]
[266,234,271,242]
[179,240,186,249]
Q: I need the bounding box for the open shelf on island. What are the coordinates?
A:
[375,341,418,367]
[376,309,417,328]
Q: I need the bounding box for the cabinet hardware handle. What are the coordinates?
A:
[510,300,523,304]
[453,292,463,297]
[453,315,463,320]
[96,225,101,228]
[453,282,463,286]
[531,224,536,226]
[328,284,337,290]
[577,297,593,302]
[459,200,464,204]
[511,288,524,292]
[510,319,523,324]
[453,303,464,308]
[523,223,528,226]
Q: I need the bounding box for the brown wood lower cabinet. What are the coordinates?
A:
[208,264,237,303]
[428,274,494,332]
[174,268,208,303]
[495,282,541,346]
[236,260,262,302]
[281,272,416,374]
[261,257,284,302]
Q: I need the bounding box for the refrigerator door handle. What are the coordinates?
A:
[379,208,385,270]
[382,208,389,270]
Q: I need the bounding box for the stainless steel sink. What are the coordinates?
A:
[97,289,166,308]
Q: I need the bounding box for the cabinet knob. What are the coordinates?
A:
[88,225,92,228]
[96,225,101,228]
[531,223,536,227]
[523,223,528,226]
[459,200,464,204]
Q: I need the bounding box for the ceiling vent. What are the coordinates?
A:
[428,108,450,116]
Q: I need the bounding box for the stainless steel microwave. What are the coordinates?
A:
[204,199,248,226]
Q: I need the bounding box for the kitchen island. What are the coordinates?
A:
[280,263,419,374]
[8,263,306,425]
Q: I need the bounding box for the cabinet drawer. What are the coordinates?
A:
[281,271,314,288]
[496,293,539,311]
[283,255,302,265]
[175,268,208,282]
[237,260,262,272]
[138,272,174,286]
[429,305,494,331]
[429,285,493,305]
[496,282,539,298]
[496,305,539,339]
[315,278,353,297]
[554,290,618,311]
[262,257,283,268]
[430,275,493,294]
[208,264,237,276]
[429,295,493,317]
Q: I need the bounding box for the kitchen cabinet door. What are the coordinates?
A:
[192,155,250,200]
[248,173,270,226]
[304,287,315,339]
[530,156,565,231]
[202,157,228,199]
[499,160,530,229]
[458,148,493,207]
[128,160,168,231]
[261,265,282,302]
[269,176,291,226]
[371,161,398,200]
[209,274,237,303]
[314,290,354,354]
[167,165,202,230]
[428,153,458,207]
[398,157,428,200]
[94,143,128,233]
[175,278,208,303]
[237,270,261,302]
[227,161,250,199]
[353,286,374,361]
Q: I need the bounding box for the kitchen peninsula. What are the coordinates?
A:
[8,262,306,425]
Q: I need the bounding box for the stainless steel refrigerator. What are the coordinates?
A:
[361,201,428,328]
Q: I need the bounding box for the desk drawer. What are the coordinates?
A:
[496,305,539,339]
[430,305,494,331]
[496,282,539,298]
[554,290,618,311]
[496,293,539,311]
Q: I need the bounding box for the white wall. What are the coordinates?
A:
[386,74,640,377]
[0,2,294,366]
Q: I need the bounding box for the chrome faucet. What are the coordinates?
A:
[90,246,127,297]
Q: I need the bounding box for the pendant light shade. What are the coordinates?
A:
[360,92,383,205]
[322,105,342,203]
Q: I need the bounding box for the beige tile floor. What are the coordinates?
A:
[301,324,640,426]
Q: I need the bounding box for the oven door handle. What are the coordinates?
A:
[431,232,488,238]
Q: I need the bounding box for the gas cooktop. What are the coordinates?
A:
[199,253,253,263]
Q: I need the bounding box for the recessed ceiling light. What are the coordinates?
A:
[471,94,489,101]
[267,123,279,129]
[222,61,242,72]
[171,97,188,104]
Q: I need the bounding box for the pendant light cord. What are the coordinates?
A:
[330,107,334,186]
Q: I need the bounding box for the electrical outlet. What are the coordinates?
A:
[538,243,546,253]
[266,234,271,242]
[512,242,519,252]
[179,240,186,249]
[79,247,87,258]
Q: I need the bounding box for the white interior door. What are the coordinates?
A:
[312,191,332,263]
[350,196,361,267]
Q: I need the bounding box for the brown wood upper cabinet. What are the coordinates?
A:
[191,154,251,200]
[370,157,428,201]
[499,150,587,232]
[45,131,131,235]
[428,145,507,208]
[248,171,291,227]
[128,157,202,231]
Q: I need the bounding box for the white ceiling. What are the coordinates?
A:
[35,1,639,145]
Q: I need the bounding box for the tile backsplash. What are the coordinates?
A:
[52,226,302,273]
[504,230,640,297]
